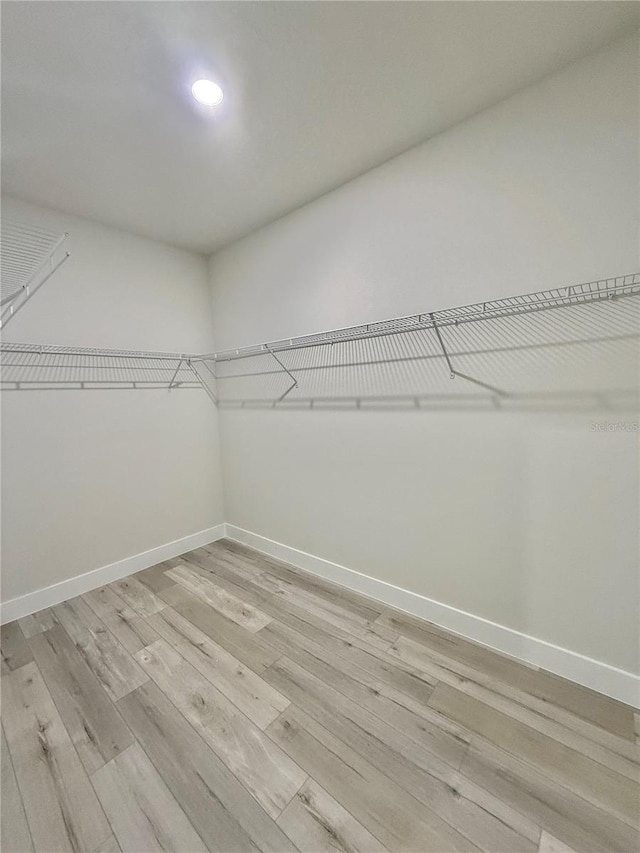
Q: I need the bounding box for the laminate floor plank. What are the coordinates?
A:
[159,582,281,672]
[198,542,270,581]
[165,563,273,631]
[388,633,640,763]
[162,556,636,776]
[461,739,638,853]
[206,540,385,619]
[246,569,397,651]
[84,585,161,654]
[91,742,208,853]
[277,778,389,853]
[189,544,395,647]
[1,725,34,853]
[260,611,438,710]
[429,683,639,827]
[148,605,289,729]
[538,833,578,853]
[194,548,430,683]
[2,662,112,853]
[52,597,148,701]
[4,539,635,853]
[167,552,271,612]
[135,639,307,818]
[189,577,438,723]
[132,562,176,593]
[263,630,468,766]
[389,642,639,781]
[108,576,166,617]
[18,608,56,638]
[92,835,122,853]
[182,547,397,652]
[265,656,537,852]
[118,680,298,853]
[267,703,481,852]
[378,610,636,741]
[28,626,134,773]
[1,621,34,670]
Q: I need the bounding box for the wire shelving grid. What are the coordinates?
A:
[1,272,639,409]
[1,221,70,329]
[210,273,640,409]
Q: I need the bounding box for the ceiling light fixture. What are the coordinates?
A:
[191,79,224,107]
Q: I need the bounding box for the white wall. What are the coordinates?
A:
[1,196,225,603]
[209,34,639,676]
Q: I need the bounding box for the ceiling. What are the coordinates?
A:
[2,2,638,255]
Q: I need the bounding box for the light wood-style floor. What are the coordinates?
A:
[1,539,638,853]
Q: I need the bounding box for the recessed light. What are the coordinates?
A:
[191,79,224,107]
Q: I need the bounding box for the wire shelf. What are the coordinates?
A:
[1,220,70,328]
[212,273,640,360]
[1,273,638,410]
[212,273,640,410]
[0,343,213,395]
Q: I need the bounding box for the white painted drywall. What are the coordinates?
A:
[209,35,639,674]
[1,196,225,601]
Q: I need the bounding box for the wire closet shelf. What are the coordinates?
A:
[0,344,218,401]
[1,272,639,410]
[0,220,70,329]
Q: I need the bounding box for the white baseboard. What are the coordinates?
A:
[226,524,640,708]
[0,524,226,624]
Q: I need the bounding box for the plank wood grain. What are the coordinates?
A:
[92,836,122,853]
[147,605,289,729]
[1,621,34,670]
[265,656,536,851]
[389,641,639,781]
[91,742,208,853]
[255,570,398,651]
[2,662,111,853]
[187,545,396,649]
[134,639,306,818]
[28,626,134,772]
[159,583,281,672]
[429,683,639,827]
[1,725,34,853]
[267,704,481,852]
[259,613,437,709]
[180,547,399,655]
[84,585,160,654]
[388,633,640,763]
[379,611,636,740]
[18,609,56,638]
[260,619,469,763]
[118,681,298,853]
[194,544,267,582]
[277,778,388,853]
[108,576,166,617]
[538,832,578,853]
[204,541,385,619]
[52,597,148,701]
[461,739,638,853]
[165,563,273,631]
[132,563,176,593]
[4,540,636,852]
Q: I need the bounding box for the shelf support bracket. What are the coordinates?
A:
[266,345,298,402]
[186,359,218,405]
[430,312,508,398]
[168,358,184,389]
